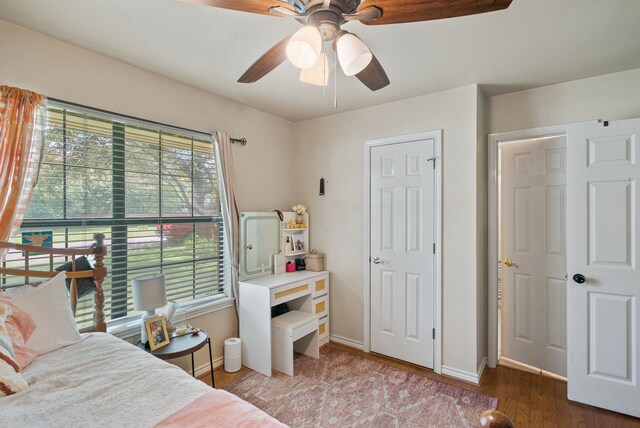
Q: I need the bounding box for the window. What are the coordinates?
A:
[0,102,228,328]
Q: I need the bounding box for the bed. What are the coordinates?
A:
[0,234,286,428]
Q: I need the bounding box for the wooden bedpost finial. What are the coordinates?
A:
[479,410,514,428]
[92,233,106,255]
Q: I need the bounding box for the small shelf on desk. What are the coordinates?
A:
[285,250,307,256]
[281,212,310,265]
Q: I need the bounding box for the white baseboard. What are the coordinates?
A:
[499,356,540,375]
[191,344,487,387]
[175,356,223,379]
[442,357,487,385]
[186,335,361,379]
[499,356,567,382]
[477,357,487,382]
[329,334,364,350]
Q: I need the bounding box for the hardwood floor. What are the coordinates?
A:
[199,342,640,428]
[206,364,252,389]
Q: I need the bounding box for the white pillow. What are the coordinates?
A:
[4,272,81,356]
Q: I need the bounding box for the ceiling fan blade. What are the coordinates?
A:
[269,6,306,17]
[357,0,512,25]
[343,6,382,23]
[180,0,293,16]
[355,55,389,91]
[238,36,291,83]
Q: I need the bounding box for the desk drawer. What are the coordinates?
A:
[318,315,329,340]
[313,294,328,318]
[312,275,329,298]
[270,281,312,306]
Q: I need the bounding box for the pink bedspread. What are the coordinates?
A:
[154,389,288,428]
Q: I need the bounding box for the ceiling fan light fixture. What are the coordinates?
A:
[286,26,322,69]
[299,52,329,86]
[336,33,372,76]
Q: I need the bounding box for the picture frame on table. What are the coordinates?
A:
[145,315,170,351]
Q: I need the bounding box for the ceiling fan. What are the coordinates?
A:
[182,0,513,91]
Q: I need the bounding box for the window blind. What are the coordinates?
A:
[0,104,227,328]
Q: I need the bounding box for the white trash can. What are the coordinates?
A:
[224,337,242,372]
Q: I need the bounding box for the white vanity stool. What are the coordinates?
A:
[271,310,319,376]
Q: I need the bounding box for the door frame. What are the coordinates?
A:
[363,130,442,374]
[487,125,568,368]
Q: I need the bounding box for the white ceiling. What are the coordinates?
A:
[1,0,640,122]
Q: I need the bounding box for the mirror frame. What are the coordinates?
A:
[239,211,281,280]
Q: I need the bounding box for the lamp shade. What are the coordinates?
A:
[336,33,372,76]
[286,26,322,69]
[132,274,166,311]
[300,52,329,86]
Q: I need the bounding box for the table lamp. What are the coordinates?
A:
[132,274,167,345]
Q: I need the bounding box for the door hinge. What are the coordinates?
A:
[432,328,435,340]
[432,243,436,254]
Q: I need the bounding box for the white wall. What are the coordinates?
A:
[0,19,295,213]
[0,18,297,371]
[488,68,640,134]
[294,85,485,375]
[476,87,488,372]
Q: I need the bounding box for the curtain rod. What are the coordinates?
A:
[47,97,247,145]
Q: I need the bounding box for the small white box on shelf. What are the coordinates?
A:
[273,253,286,274]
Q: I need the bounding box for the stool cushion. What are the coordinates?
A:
[272,310,317,329]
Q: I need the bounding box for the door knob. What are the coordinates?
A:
[372,257,382,264]
[573,273,586,284]
[503,258,514,267]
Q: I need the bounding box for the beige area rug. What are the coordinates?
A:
[224,346,497,427]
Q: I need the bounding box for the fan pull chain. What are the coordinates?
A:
[322,44,327,97]
[333,52,338,109]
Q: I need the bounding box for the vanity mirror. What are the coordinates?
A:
[240,212,281,280]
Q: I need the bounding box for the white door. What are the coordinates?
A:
[370,137,435,368]
[500,136,567,376]
[567,119,640,417]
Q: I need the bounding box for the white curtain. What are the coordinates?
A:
[214,131,240,315]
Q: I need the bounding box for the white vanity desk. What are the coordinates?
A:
[239,270,329,377]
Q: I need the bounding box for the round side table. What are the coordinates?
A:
[137,329,214,387]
